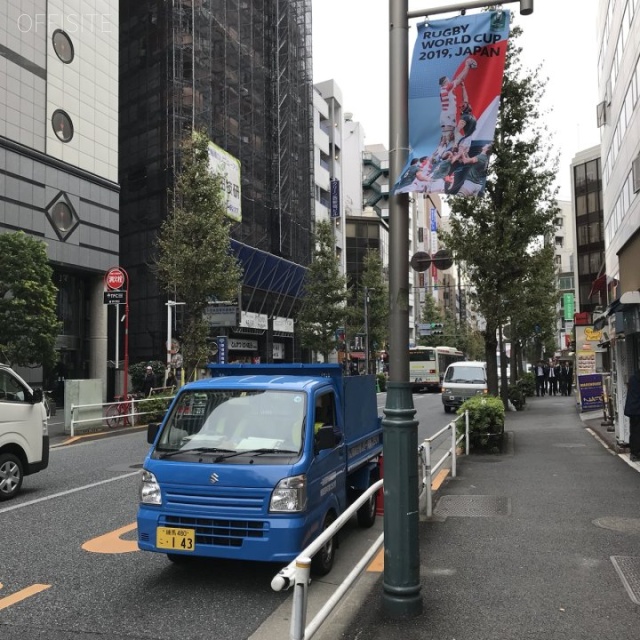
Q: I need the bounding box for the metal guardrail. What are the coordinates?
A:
[419,410,469,518]
[271,409,470,639]
[69,394,175,437]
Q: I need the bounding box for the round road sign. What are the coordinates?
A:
[105,267,126,290]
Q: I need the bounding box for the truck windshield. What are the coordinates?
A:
[155,389,306,457]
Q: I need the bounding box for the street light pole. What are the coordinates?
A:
[385,0,534,619]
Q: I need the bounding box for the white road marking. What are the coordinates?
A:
[0,472,140,514]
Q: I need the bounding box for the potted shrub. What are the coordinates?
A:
[457,395,505,453]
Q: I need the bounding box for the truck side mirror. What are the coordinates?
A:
[31,388,43,404]
[147,423,160,444]
[315,425,337,451]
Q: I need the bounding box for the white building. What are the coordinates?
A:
[594,0,640,446]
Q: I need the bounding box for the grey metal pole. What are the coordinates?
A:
[384,0,421,618]
[384,0,533,619]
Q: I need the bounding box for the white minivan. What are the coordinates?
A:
[441,361,488,413]
[0,363,49,500]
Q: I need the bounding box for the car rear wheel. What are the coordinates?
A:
[0,453,24,501]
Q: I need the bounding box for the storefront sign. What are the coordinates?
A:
[274,317,294,333]
[273,343,285,359]
[240,311,268,331]
[577,373,604,412]
[229,338,258,351]
[216,335,228,364]
[203,304,238,327]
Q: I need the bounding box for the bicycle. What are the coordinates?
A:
[105,394,140,428]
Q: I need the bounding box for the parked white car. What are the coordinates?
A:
[0,363,49,500]
[441,361,488,413]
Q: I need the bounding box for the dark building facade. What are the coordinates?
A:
[572,150,605,317]
[1,1,119,400]
[119,0,314,365]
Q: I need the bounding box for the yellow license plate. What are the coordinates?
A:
[156,527,195,551]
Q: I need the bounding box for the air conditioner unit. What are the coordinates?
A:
[633,155,640,193]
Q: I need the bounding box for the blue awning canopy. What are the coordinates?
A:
[231,240,307,319]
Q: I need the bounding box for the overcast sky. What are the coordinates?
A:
[311,0,601,200]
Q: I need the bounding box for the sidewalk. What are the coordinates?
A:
[318,394,640,640]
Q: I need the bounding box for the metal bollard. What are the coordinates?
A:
[291,556,311,640]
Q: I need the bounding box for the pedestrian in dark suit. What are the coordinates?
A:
[624,370,640,461]
[560,362,573,395]
[535,360,547,397]
[547,361,560,396]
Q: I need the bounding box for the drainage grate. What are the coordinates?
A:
[611,556,640,605]
[434,494,510,517]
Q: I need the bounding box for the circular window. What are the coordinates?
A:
[51,202,74,232]
[52,110,74,142]
[52,30,74,63]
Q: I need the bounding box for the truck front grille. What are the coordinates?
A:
[161,515,268,547]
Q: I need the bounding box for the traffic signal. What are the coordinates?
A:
[430,322,444,336]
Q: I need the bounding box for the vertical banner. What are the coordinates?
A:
[330,179,340,218]
[392,10,510,197]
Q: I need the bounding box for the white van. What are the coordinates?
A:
[0,363,49,500]
[441,361,488,413]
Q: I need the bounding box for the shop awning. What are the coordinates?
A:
[588,273,618,299]
[594,290,640,329]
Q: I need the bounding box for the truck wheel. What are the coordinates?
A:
[357,488,378,528]
[0,453,24,501]
[444,406,452,414]
[311,512,336,576]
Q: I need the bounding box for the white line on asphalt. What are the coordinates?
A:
[0,472,140,514]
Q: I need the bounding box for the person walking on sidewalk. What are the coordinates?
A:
[548,360,560,396]
[624,369,640,461]
[534,360,547,397]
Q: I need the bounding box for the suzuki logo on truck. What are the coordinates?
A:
[210,473,220,484]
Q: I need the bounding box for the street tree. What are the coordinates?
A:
[442,25,559,400]
[417,291,444,348]
[349,249,388,373]
[0,231,60,368]
[297,220,348,362]
[155,129,243,381]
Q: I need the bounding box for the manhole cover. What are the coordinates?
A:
[434,494,510,517]
[594,517,640,534]
[611,556,640,604]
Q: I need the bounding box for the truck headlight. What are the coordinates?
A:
[270,474,307,512]
[140,469,162,505]
[442,387,450,394]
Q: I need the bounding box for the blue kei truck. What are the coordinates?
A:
[137,363,383,575]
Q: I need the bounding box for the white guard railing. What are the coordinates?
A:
[271,409,470,640]
[69,394,175,437]
[418,409,469,519]
[271,478,384,640]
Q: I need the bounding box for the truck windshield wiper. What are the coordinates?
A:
[214,448,299,462]
[159,447,235,459]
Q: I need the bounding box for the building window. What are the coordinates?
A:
[555,236,564,248]
[52,110,74,142]
[52,30,74,63]
[52,202,74,232]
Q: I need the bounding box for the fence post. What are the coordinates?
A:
[451,420,457,478]
[70,404,76,438]
[290,556,311,640]
[465,410,470,456]
[425,441,433,518]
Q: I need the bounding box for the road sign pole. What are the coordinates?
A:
[115,303,120,370]
[385,0,533,620]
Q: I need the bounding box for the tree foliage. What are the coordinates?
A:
[155,129,243,380]
[297,220,348,361]
[347,249,388,372]
[0,232,60,367]
[441,24,559,399]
